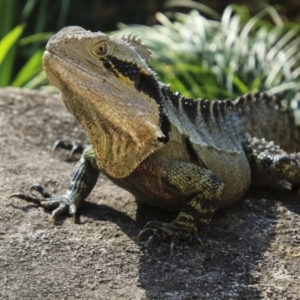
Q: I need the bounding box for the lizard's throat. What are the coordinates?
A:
[84,118,164,179]
[61,92,165,178]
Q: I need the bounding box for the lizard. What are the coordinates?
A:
[11,26,300,248]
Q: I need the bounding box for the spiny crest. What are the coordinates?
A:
[167,89,287,125]
[234,92,287,112]
[121,34,152,63]
[234,92,272,107]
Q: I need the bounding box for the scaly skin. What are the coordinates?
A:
[11,27,300,247]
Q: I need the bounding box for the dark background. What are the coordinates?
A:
[18,0,300,34]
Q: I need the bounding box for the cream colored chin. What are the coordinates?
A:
[43,51,63,89]
[42,50,52,68]
[42,51,53,77]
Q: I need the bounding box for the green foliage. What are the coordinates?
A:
[0,25,52,87]
[0,24,24,66]
[0,0,70,88]
[116,4,300,100]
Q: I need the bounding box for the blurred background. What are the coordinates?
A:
[1,0,300,100]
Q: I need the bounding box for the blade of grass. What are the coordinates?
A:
[0,24,24,64]
[11,49,44,87]
[0,24,25,86]
[19,32,53,46]
[25,71,48,89]
[21,0,38,21]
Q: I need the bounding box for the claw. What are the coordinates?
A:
[137,220,202,252]
[69,204,80,224]
[51,203,68,219]
[137,227,155,241]
[170,237,179,255]
[186,236,204,248]
[10,185,63,211]
[51,140,85,159]
[10,180,82,223]
[68,144,85,159]
[145,235,155,248]
[193,237,205,248]
[29,184,51,198]
[145,233,160,248]
[170,242,175,255]
[72,213,80,224]
[10,184,51,204]
[69,203,76,216]
[51,140,72,156]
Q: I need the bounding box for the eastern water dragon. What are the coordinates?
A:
[11,26,300,247]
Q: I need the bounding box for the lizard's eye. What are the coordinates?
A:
[92,42,109,57]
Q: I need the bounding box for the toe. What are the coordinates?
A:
[9,193,43,205]
[50,203,68,219]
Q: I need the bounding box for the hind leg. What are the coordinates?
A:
[242,136,300,186]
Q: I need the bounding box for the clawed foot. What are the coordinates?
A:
[10,184,79,222]
[137,221,204,254]
[51,140,87,160]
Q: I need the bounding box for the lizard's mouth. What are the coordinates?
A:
[43,50,63,89]
[42,50,53,70]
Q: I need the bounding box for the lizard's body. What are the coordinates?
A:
[109,94,252,211]
[12,26,300,244]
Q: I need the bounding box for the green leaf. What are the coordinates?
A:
[19,32,53,46]
[24,71,48,89]
[116,5,300,100]
[231,73,250,94]
[0,24,24,65]
[11,49,44,87]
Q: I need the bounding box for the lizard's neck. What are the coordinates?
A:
[61,91,166,178]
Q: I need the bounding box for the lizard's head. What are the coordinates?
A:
[43,26,169,178]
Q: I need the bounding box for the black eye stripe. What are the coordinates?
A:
[100,58,119,77]
[102,55,161,102]
[108,56,140,79]
[101,55,170,143]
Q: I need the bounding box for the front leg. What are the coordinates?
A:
[138,161,224,244]
[10,146,99,221]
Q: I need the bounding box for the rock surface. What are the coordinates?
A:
[0,87,300,299]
